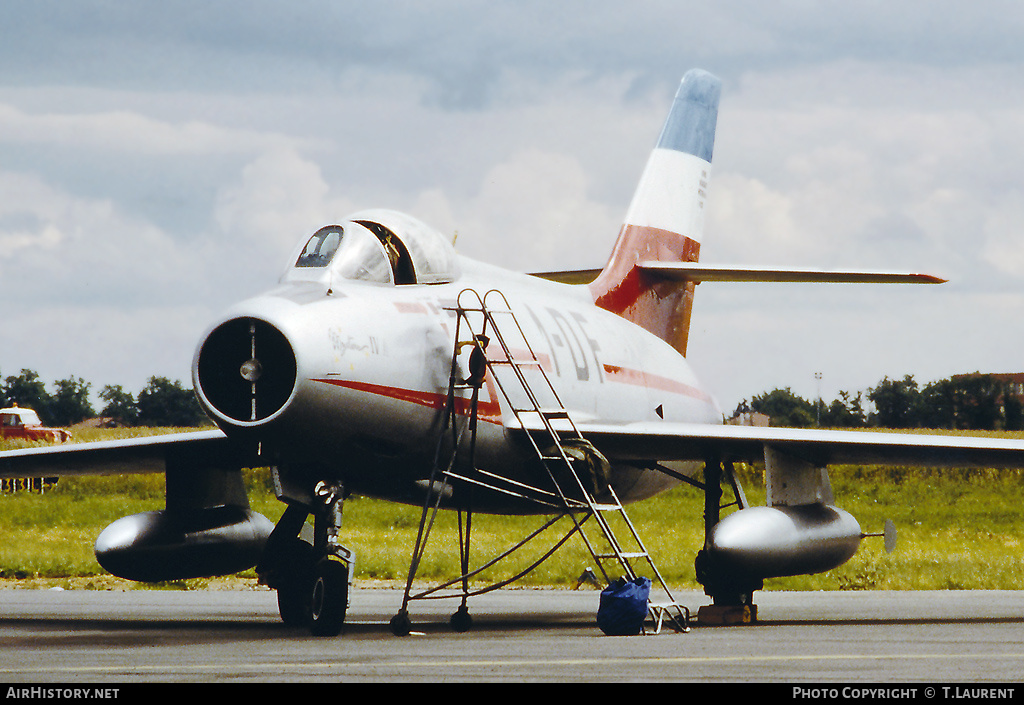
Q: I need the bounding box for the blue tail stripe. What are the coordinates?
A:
[655,69,721,163]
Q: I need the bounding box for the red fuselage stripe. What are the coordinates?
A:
[602,364,711,401]
[312,378,503,422]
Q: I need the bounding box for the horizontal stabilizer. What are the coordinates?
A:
[638,262,947,284]
[529,263,945,285]
[529,269,601,285]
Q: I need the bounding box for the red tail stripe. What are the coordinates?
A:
[588,225,701,356]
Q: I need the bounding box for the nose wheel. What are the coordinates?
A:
[309,558,350,637]
[259,479,353,637]
[274,537,314,627]
[274,550,350,637]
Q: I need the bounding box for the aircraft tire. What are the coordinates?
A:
[274,539,314,627]
[694,549,759,606]
[309,558,348,637]
[277,575,312,627]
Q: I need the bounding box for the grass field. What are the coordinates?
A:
[2,428,1024,592]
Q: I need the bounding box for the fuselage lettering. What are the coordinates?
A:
[571,311,603,383]
[546,308,590,382]
[524,305,560,376]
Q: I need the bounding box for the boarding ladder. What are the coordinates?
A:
[443,288,691,634]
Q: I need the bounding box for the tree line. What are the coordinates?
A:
[1,369,209,428]
[736,373,1024,431]
[7,365,1020,432]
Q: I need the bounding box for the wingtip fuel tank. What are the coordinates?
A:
[707,504,863,579]
[95,506,274,582]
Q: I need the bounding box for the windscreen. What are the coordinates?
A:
[295,226,343,268]
[294,225,393,284]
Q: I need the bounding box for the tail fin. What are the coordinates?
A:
[590,69,721,357]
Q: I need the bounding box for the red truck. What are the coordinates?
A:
[0,406,72,443]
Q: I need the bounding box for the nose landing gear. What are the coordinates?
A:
[258,479,353,637]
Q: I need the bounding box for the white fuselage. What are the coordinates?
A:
[195,254,721,513]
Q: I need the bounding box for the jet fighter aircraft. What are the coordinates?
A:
[4,69,1024,637]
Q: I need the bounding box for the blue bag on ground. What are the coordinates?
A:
[597,576,651,635]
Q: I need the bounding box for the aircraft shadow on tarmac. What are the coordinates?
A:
[6,612,1024,646]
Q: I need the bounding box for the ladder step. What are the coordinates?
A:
[539,449,589,461]
[537,408,570,418]
[647,602,691,634]
[491,358,543,368]
[445,291,687,633]
[513,408,572,419]
[649,601,684,610]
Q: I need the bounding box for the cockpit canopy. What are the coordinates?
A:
[282,209,459,287]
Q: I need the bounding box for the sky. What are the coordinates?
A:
[2,1,1024,415]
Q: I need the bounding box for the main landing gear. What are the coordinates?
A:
[258,480,354,637]
[694,458,760,625]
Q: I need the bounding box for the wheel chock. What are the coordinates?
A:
[696,603,757,625]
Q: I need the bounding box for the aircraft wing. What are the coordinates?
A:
[513,419,1024,469]
[14,421,1022,480]
[0,429,255,479]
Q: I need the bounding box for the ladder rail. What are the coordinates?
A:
[453,291,620,584]
[470,291,599,502]
[451,288,690,632]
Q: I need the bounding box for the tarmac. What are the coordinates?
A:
[1,586,1023,684]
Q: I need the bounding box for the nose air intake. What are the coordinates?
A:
[196,317,297,424]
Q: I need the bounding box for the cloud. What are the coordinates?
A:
[980,197,1024,276]
[211,144,621,277]
[5,2,1024,113]
[3,4,1024,409]
[703,63,1024,291]
[0,303,210,394]
[0,101,310,156]
[0,170,192,306]
[211,148,365,288]
[215,149,333,244]
[446,148,620,270]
